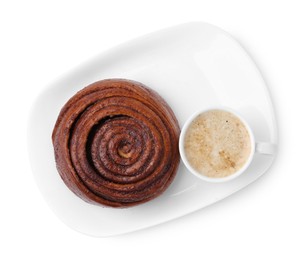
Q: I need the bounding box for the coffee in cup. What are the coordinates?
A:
[179,108,275,182]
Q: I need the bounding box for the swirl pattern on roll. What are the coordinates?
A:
[52,79,180,207]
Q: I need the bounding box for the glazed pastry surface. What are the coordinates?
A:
[52,79,180,207]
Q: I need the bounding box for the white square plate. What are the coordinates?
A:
[28,22,277,236]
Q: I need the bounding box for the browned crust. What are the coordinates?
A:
[52,79,180,208]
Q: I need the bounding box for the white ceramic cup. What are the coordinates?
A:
[179,107,276,183]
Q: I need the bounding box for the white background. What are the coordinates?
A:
[1,0,307,259]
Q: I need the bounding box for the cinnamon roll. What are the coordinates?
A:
[52,79,180,208]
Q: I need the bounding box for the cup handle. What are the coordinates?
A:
[255,142,277,155]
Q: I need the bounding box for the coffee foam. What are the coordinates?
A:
[184,110,251,178]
